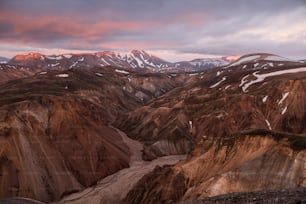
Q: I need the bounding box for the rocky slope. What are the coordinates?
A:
[117,54,306,203]
[178,187,306,204]
[0,64,45,84]
[124,130,306,204]
[116,53,306,159]
[0,67,189,202]
[8,50,232,71]
[1,53,306,203]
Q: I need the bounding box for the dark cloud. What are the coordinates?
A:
[0,0,306,59]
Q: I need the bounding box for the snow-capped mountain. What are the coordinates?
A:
[0,56,9,64]
[8,50,234,71]
[172,58,230,71]
[95,50,171,69]
[223,53,305,71]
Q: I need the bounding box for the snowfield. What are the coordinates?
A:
[240,67,306,92]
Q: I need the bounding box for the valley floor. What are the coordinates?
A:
[56,126,186,204]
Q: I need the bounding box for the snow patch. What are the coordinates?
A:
[101,58,110,66]
[39,71,47,75]
[230,55,261,67]
[278,92,289,105]
[51,63,60,67]
[262,96,268,103]
[69,61,78,68]
[216,71,223,76]
[239,75,250,88]
[144,59,157,67]
[210,77,226,88]
[64,54,72,59]
[281,106,287,115]
[241,67,306,92]
[131,53,144,68]
[189,120,193,130]
[115,69,130,74]
[265,120,272,130]
[56,74,69,78]
[95,73,103,77]
[46,55,63,60]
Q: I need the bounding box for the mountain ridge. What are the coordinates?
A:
[8,50,234,71]
[0,56,9,64]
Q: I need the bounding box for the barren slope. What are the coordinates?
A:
[120,54,306,203]
[0,68,188,202]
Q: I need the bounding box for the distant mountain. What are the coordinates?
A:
[8,50,235,71]
[223,53,305,72]
[172,58,231,71]
[0,56,9,64]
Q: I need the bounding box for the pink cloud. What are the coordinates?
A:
[0,11,161,43]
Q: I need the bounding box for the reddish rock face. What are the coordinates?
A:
[124,134,306,204]
[0,67,187,202]
[116,57,306,159]
[1,53,306,203]
[0,96,131,202]
[119,57,306,203]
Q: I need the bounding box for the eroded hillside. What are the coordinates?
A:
[0,53,306,203]
[0,67,188,202]
[118,54,306,203]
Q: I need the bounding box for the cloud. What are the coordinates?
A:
[0,11,161,42]
[0,0,306,59]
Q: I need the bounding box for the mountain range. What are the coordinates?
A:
[8,50,235,71]
[0,51,305,203]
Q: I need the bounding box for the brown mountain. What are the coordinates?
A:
[118,54,306,203]
[8,50,232,71]
[0,53,305,203]
[0,67,188,202]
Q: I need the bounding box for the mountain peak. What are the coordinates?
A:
[227,53,297,68]
[8,50,240,71]
[130,49,147,54]
[12,52,44,61]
